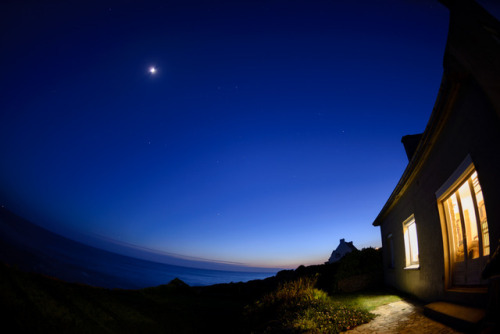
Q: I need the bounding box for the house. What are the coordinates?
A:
[328,238,357,263]
[373,0,500,309]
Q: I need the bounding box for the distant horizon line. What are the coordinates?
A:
[0,205,287,272]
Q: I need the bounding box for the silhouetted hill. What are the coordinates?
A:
[0,262,249,333]
[0,244,385,333]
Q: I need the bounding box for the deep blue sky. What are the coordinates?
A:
[1,0,498,269]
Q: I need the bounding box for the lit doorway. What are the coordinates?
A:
[440,170,490,286]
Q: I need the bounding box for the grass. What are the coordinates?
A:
[0,263,245,333]
[244,276,394,333]
[331,290,402,311]
[0,257,402,333]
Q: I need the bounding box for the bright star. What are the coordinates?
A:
[149,66,157,74]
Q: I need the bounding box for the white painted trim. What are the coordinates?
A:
[435,154,474,200]
[404,264,420,270]
[402,214,415,227]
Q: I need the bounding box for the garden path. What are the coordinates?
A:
[342,299,462,334]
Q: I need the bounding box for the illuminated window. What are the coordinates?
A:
[437,159,490,286]
[441,170,489,262]
[403,215,419,268]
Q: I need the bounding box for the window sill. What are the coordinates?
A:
[404,264,420,270]
[446,286,488,294]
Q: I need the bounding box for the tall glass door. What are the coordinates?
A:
[442,171,489,286]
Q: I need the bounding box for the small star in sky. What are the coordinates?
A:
[149,66,157,74]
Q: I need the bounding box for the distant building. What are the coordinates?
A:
[328,238,357,263]
[373,0,500,308]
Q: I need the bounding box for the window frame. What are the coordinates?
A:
[436,155,490,288]
[437,160,489,257]
[403,215,420,269]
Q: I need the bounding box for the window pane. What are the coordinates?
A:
[471,171,489,256]
[445,194,464,262]
[408,222,419,263]
[404,228,411,266]
[458,180,479,259]
[403,217,419,267]
[439,167,491,287]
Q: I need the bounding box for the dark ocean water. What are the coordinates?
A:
[77,254,277,288]
[0,207,278,289]
[48,246,277,288]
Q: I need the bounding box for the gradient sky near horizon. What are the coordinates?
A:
[1,0,499,269]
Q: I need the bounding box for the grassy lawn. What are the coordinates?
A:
[331,290,402,311]
[244,277,402,333]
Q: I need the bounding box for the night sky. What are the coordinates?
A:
[2,0,498,269]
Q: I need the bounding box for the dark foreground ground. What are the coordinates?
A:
[0,248,384,333]
[1,261,258,333]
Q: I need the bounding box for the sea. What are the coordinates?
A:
[69,254,279,289]
[0,207,279,289]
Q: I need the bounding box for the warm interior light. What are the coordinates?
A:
[403,217,419,267]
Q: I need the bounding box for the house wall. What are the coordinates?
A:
[379,77,500,306]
